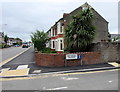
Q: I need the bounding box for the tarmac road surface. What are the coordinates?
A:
[1,69,119,90]
[0,47,28,62]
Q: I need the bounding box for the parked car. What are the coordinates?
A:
[22,44,28,48]
[14,45,19,47]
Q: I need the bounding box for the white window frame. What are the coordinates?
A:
[82,6,88,11]
[51,40,55,49]
[57,22,63,34]
[56,38,64,51]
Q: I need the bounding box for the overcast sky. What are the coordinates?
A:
[0,0,119,41]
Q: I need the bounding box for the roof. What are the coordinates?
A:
[47,2,108,32]
[47,18,63,32]
[8,38,15,40]
[68,2,108,23]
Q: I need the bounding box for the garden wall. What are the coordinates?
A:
[35,52,101,67]
[92,42,120,63]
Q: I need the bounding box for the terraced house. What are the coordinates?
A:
[46,2,109,53]
[0,32,5,46]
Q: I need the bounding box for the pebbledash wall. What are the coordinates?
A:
[92,42,120,63]
[35,52,101,67]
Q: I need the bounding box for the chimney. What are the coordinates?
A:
[63,13,69,18]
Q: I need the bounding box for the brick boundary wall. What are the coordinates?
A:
[35,52,102,67]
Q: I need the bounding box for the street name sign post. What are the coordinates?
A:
[65,54,84,66]
[66,54,78,60]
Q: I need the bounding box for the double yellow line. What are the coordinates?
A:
[1,68,119,81]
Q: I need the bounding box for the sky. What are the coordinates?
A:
[0,0,119,41]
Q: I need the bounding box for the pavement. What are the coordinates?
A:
[0,47,120,78]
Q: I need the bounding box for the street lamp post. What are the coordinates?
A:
[2,24,7,33]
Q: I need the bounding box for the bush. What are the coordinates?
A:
[40,48,57,53]
[3,44,10,48]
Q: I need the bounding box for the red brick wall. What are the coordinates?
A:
[56,34,63,38]
[35,52,101,67]
[49,34,64,40]
[35,53,65,67]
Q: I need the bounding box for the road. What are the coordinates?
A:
[2,47,34,65]
[0,47,28,62]
[1,69,119,90]
[1,47,36,70]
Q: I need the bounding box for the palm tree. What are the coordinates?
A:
[31,30,48,51]
[64,8,95,52]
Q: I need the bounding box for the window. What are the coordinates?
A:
[57,22,64,34]
[60,23,64,33]
[60,26,62,33]
[53,30,54,37]
[82,6,88,11]
[53,41,55,48]
[60,40,63,50]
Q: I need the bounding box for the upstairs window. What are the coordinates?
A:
[52,30,54,37]
[82,6,88,11]
[60,23,64,33]
[60,26,62,33]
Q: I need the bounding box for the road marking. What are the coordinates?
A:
[17,65,28,70]
[1,68,120,81]
[36,66,117,75]
[108,62,120,67]
[61,77,78,80]
[46,87,67,90]
[0,68,30,77]
[32,70,41,73]
[0,47,31,67]
[0,68,10,72]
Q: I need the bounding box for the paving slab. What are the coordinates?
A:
[0,68,30,77]
[108,62,120,67]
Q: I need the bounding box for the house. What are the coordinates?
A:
[7,38,16,46]
[0,32,5,45]
[7,38,22,46]
[47,2,109,53]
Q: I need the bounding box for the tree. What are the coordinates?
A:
[64,8,95,52]
[15,38,22,41]
[108,32,111,38]
[4,35,9,43]
[15,38,22,45]
[113,36,119,42]
[31,30,48,51]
